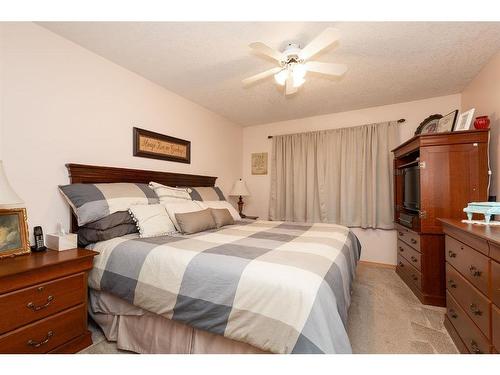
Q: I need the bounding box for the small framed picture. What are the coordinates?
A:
[0,208,30,259]
[436,110,458,133]
[415,114,442,135]
[454,108,476,132]
[251,152,268,175]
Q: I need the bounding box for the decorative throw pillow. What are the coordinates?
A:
[199,200,241,221]
[59,183,158,226]
[84,211,135,230]
[188,186,226,201]
[210,208,234,228]
[129,204,176,238]
[149,182,192,203]
[163,200,206,231]
[78,223,138,246]
[175,208,216,234]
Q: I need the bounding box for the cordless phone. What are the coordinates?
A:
[31,226,47,252]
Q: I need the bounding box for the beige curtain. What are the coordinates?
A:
[269,122,399,229]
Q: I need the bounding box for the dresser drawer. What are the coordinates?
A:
[492,260,500,307]
[446,291,490,354]
[0,304,86,353]
[446,263,490,338]
[396,225,420,251]
[493,304,500,352]
[0,273,86,335]
[445,235,489,295]
[491,243,500,263]
[397,254,421,290]
[397,240,421,270]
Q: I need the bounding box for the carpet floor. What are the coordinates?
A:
[79,262,458,354]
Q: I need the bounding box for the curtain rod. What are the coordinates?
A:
[267,118,406,139]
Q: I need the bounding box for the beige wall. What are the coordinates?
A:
[461,51,500,198]
[0,23,243,235]
[242,94,461,265]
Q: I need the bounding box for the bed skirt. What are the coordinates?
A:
[89,290,267,354]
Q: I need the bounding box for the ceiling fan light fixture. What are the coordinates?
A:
[243,28,345,95]
[291,63,307,87]
[274,69,288,86]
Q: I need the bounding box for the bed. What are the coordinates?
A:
[66,163,361,354]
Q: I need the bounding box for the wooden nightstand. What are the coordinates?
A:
[0,248,97,354]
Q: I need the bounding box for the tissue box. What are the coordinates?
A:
[46,233,78,251]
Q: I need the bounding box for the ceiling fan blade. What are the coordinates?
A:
[305,61,348,76]
[298,28,340,60]
[249,42,283,62]
[242,67,282,86]
[285,74,298,95]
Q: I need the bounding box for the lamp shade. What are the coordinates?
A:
[0,161,23,208]
[230,179,250,197]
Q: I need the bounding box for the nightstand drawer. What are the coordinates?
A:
[0,273,86,335]
[0,304,86,354]
[445,235,489,295]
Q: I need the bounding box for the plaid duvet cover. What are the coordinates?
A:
[88,220,361,354]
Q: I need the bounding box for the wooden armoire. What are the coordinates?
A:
[392,129,489,306]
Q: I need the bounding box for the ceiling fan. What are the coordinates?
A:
[242,28,348,95]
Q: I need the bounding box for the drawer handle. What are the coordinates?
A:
[470,340,482,354]
[26,295,54,311]
[469,303,482,316]
[411,274,418,281]
[398,232,404,236]
[398,246,404,252]
[449,309,458,319]
[398,261,404,268]
[27,331,54,348]
[448,279,457,288]
[448,250,457,258]
[469,266,482,277]
[410,238,417,245]
[410,256,418,263]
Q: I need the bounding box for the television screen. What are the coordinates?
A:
[403,166,420,211]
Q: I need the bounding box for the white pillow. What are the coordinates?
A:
[129,204,176,238]
[163,201,205,231]
[199,201,241,221]
[149,182,192,203]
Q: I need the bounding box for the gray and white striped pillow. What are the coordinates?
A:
[59,183,158,226]
[188,186,226,201]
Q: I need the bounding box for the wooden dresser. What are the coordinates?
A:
[0,249,97,354]
[440,219,500,354]
[392,130,489,306]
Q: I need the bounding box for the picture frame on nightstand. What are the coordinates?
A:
[0,208,30,259]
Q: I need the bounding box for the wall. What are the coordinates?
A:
[461,51,500,199]
[242,94,461,265]
[0,22,243,236]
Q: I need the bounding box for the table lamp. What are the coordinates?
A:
[0,161,23,208]
[230,179,250,218]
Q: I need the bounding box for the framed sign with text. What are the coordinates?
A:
[133,127,191,164]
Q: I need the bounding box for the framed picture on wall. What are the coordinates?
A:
[133,127,191,164]
[251,153,268,175]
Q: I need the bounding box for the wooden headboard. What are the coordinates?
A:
[66,163,217,232]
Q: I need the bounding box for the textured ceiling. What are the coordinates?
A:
[39,22,500,126]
